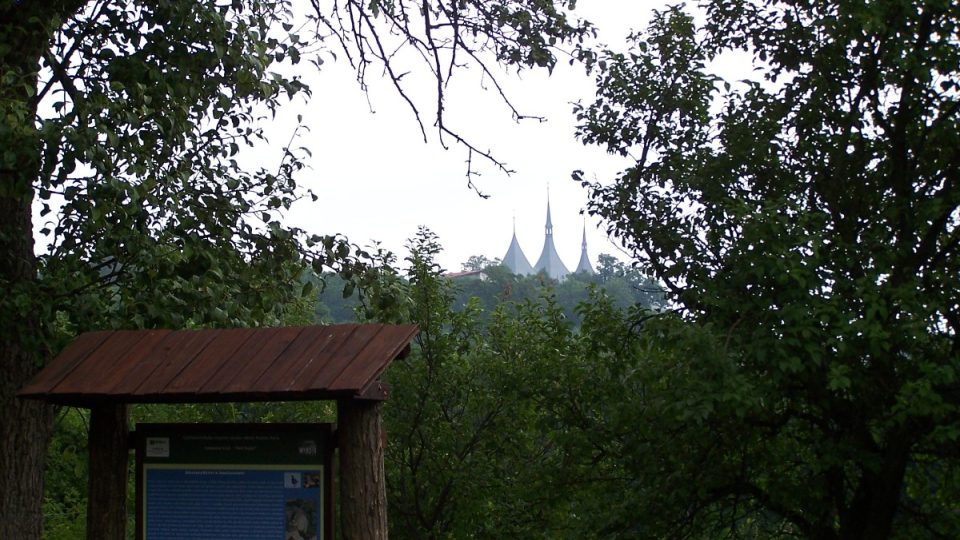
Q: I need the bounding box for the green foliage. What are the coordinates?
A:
[131,400,336,425]
[312,271,364,323]
[359,232,728,538]
[460,255,500,272]
[357,230,579,537]
[576,1,960,538]
[450,253,664,327]
[448,263,543,319]
[42,409,89,540]
[547,308,776,538]
[30,0,323,337]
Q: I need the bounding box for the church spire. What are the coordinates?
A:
[545,196,553,235]
[575,220,595,275]
[502,215,534,275]
[533,192,569,280]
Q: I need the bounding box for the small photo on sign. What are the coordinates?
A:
[286,498,317,540]
[304,473,321,488]
[285,472,301,488]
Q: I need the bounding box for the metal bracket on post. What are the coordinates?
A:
[357,380,391,401]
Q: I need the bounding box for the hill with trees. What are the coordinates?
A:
[310,252,664,327]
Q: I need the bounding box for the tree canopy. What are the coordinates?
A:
[9,0,958,537]
[575,1,960,537]
[0,0,591,536]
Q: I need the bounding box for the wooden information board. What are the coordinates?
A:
[135,423,334,540]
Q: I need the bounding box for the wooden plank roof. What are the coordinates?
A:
[18,324,418,406]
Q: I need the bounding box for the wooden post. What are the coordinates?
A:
[87,404,128,540]
[337,398,387,540]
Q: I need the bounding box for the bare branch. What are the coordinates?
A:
[310,0,592,189]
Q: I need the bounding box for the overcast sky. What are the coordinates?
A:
[270,2,670,272]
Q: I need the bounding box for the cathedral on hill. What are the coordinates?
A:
[502,198,594,281]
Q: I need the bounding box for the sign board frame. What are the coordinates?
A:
[134,423,334,540]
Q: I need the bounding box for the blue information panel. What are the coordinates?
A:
[136,424,332,540]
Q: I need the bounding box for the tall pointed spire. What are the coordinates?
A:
[502,215,534,275]
[575,220,595,275]
[533,192,569,281]
[545,188,553,234]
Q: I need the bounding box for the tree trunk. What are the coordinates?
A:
[0,359,56,540]
[841,436,911,540]
[0,68,52,540]
[0,5,70,538]
[86,405,129,540]
[0,157,57,532]
[338,398,388,540]
[0,188,55,537]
